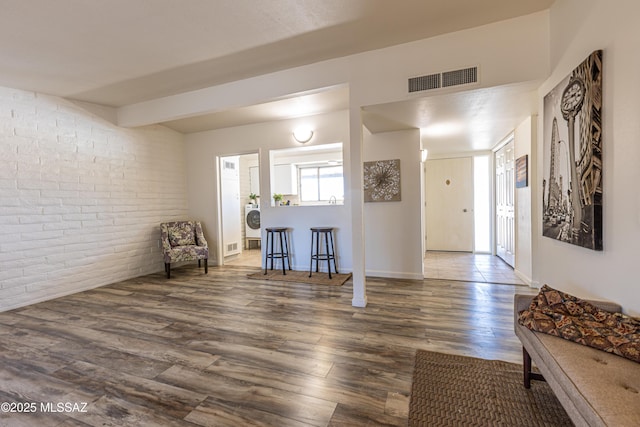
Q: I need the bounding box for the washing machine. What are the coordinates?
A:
[245,204,261,238]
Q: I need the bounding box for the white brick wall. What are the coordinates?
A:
[0,86,188,311]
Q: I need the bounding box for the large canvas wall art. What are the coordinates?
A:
[542,50,603,250]
[363,159,401,202]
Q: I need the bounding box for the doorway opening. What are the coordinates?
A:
[219,152,261,267]
[473,155,491,253]
[423,154,522,284]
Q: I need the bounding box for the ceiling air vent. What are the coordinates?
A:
[442,67,477,87]
[408,73,441,93]
[408,66,478,93]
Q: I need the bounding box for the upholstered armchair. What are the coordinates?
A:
[160,221,209,279]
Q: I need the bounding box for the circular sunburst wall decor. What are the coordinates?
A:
[363,159,401,202]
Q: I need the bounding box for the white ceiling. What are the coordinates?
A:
[162,87,350,134]
[363,81,541,155]
[1,0,553,152]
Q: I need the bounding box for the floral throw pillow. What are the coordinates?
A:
[519,285,640,363]
[168,222,196,247]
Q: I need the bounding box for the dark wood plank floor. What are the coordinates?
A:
[0,264,536,426]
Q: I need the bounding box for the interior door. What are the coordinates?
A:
[220,156,242,257]
[425,157,474,252]
[495,141,515,267]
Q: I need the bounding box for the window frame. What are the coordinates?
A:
[297,163,344,203]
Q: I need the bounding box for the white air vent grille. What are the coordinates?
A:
[227,242,238,252]
[408,73,441,93]
[408,66,478,93]
[442,67,477,87]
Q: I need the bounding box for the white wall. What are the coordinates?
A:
[514,116,536,284]
[185,110,352,271]
[535,0,640,315]
[0,87,187,311]
[363,128,423,279]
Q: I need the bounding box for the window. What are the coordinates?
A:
[299,165,344,202]
[269,143,343,206]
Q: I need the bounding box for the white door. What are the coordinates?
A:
[220,156,242,257]
[425,157,474,252]
[495,141,515,267]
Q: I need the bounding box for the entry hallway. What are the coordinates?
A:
[0,265,536,426]
[424,251,525,285]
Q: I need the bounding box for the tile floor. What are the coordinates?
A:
[423,251,524,285]
[224,248,262,267]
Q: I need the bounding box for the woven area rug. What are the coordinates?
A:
[247,270,352,286]
[409,350,573,427]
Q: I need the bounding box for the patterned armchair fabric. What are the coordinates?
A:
[160,221,209,279]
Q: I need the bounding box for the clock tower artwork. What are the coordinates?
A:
[542,50,603,250]
[560,77,585,230]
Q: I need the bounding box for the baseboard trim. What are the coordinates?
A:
[365,269,424,280]
[514,269,532,286]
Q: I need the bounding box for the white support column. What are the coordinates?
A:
[348,102,367,307]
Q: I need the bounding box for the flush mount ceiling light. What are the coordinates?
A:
[293,127,314,143]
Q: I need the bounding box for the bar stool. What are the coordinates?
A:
[264,227,292,275]
[309,227,338,278]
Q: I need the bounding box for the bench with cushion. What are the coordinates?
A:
[515,293,640,426]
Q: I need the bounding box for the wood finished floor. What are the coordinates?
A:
[0,265,537,426]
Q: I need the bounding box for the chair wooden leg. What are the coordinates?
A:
[523,346,545,388]
[198,259,201,268]
[204,259,208,274]
[523,347,532,389]
[165,263,171,279]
